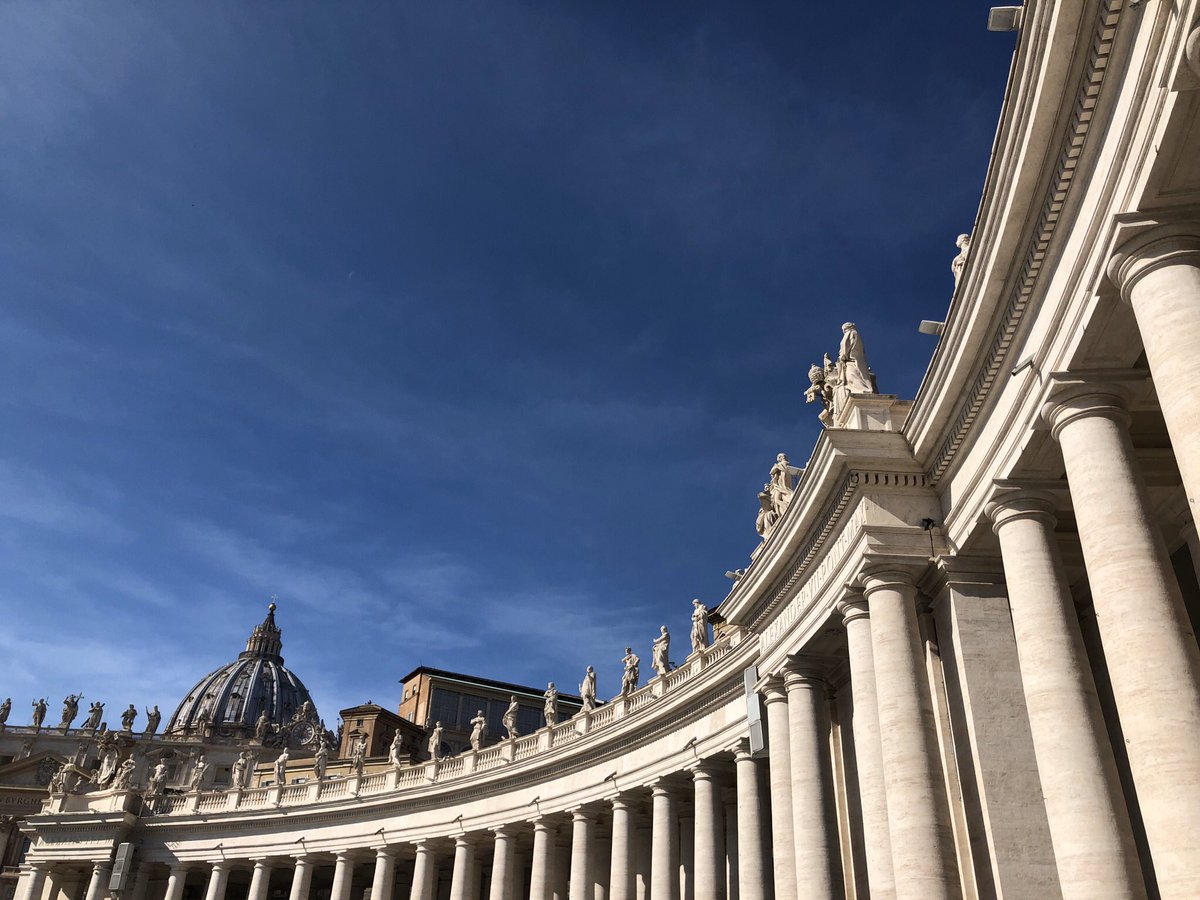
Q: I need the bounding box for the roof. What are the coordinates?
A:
[398,666,584,704]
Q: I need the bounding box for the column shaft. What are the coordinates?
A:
[762,681,796,900]
[19,865,50,900]
[529,821,554,900]
[692,768,725,900]
[650,786,679,900]
[163,867,188,900]
[289,859,314,900]
[784,671,837,899]
[609,798,635,900]
[247,862,273,900]
[330,854,354,900]
[409,844,435,900]
[733,746,766,900]
[569,812,595,900]
[84,863,110,900]
[490,829,515,900]
[450,839,476,900]
[866,572,960,900]
[989,493,1146,899]
[128,866,151,900]
[1048,393,1200,899]
[371,850,397,900]
[203,863,230,900]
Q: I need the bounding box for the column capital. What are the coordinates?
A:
[760,675,788,704]
[528,815,556,832]
[783,656,833,688]
[986,484,1060,533]
[333,851,356,864]
[373,847,397,860]
[250,860,272,869]
[608,790,640,810]
[648,780,674,799]
[686,758,723,781]
[452,834,477,848]
[209,861,233,873]
[858,562,922,598]
[730,738,756,763]
[568,806,597,822]
[835,591,869,624]
[1040,372,1145,439]
[488,823,517,837]
[1107,224,1200,303]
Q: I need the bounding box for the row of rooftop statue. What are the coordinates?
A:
[0,696,162,734]
[429,599,711,761]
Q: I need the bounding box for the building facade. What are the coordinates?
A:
[13,2,1200,899]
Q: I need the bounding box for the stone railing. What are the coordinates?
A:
[67,639,737,819]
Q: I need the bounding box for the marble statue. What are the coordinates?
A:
[839,322,875,394]
[651,626,671,677]
[111,757,136,791]
[387,731,404,770]
[428,722,444,761]
[254,711,271,741]
[951,232,971,284]
[621,648,640,696]
[194,706,211,731]
[49,764,66,794]
[315,740,329,780]
[804,362,835,426]
[469,710,488,751]
[274,749,289,785]
[543,683,558,726]
[0,697,10,730]
[120,705,137,732]
[147,761,168,796]
[82,701,104,732]
[756,484,779,539]
[769,453,801,510]
[350,736,366,777]
[502,696,519,739]
[95,745,121,786]
[144,705,161,735]
[31,698,47,730]
[230,753,250,791]
[59,694,81,730]
[579,667,597,713]
[190,755,208,791]
[691,600,710,653]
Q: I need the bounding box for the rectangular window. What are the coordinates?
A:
[429,689,461,728]
[517,705,542,734]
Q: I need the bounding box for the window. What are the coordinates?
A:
[429,689,461,728]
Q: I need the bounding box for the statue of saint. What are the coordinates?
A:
[59,694,81,730]
[469,710,488,751]
[230,753,249,791]
[756,484,779,539]
[147,761,168,796]
[690,600,710,653]
[621,649,640,696]
[31,698,47,730]
[387,731,404,770]
[769,453,802,510]
[579,667,597,713]
[951,233,971,284]
[190,755,208,791]
[427,722,444,761]
[120,705,137,732]
[651,626,671,677]
[0,697,10,730]
[838,322,875,394]
[254,711,271,741]
[273,749,289,786]
[145,705,161,735]
[543,683,558,726]
[194,706,211,732]
[111,758,137,791]
[502,696,520,739]
[314,740,329,780]
[95,745,121,787]
[350,736,366,777]
[82,701,104,732]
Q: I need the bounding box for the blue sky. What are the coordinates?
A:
[0,2,1014,729]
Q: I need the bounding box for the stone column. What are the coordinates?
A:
[732,743,766,900]
[691,764,725,900]
[762,678,797,900]
[247,861,273,900]
[863,567,960,900]
[128,865,152,900]
[569,810,596,900]
[784,667,837,900]
[450,838,476,900]
[1045,384,1200,899]
[530,818,555,900]
[1109,229,1200,507]
[83,863,110,900]
[490,827,515,900]
[203,862,231,900]
[650,783,679,900]
[18,863,50,900]
[634,820,651,900]
[836,595,895,899]
[409,843,435,900]
[330,853,355,900]
[163,867,189,900]
[679,814,694,900]
[609,796,636,900]
[371,849,397,900]
[987,489,1146,899]
[288,858,314,900]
